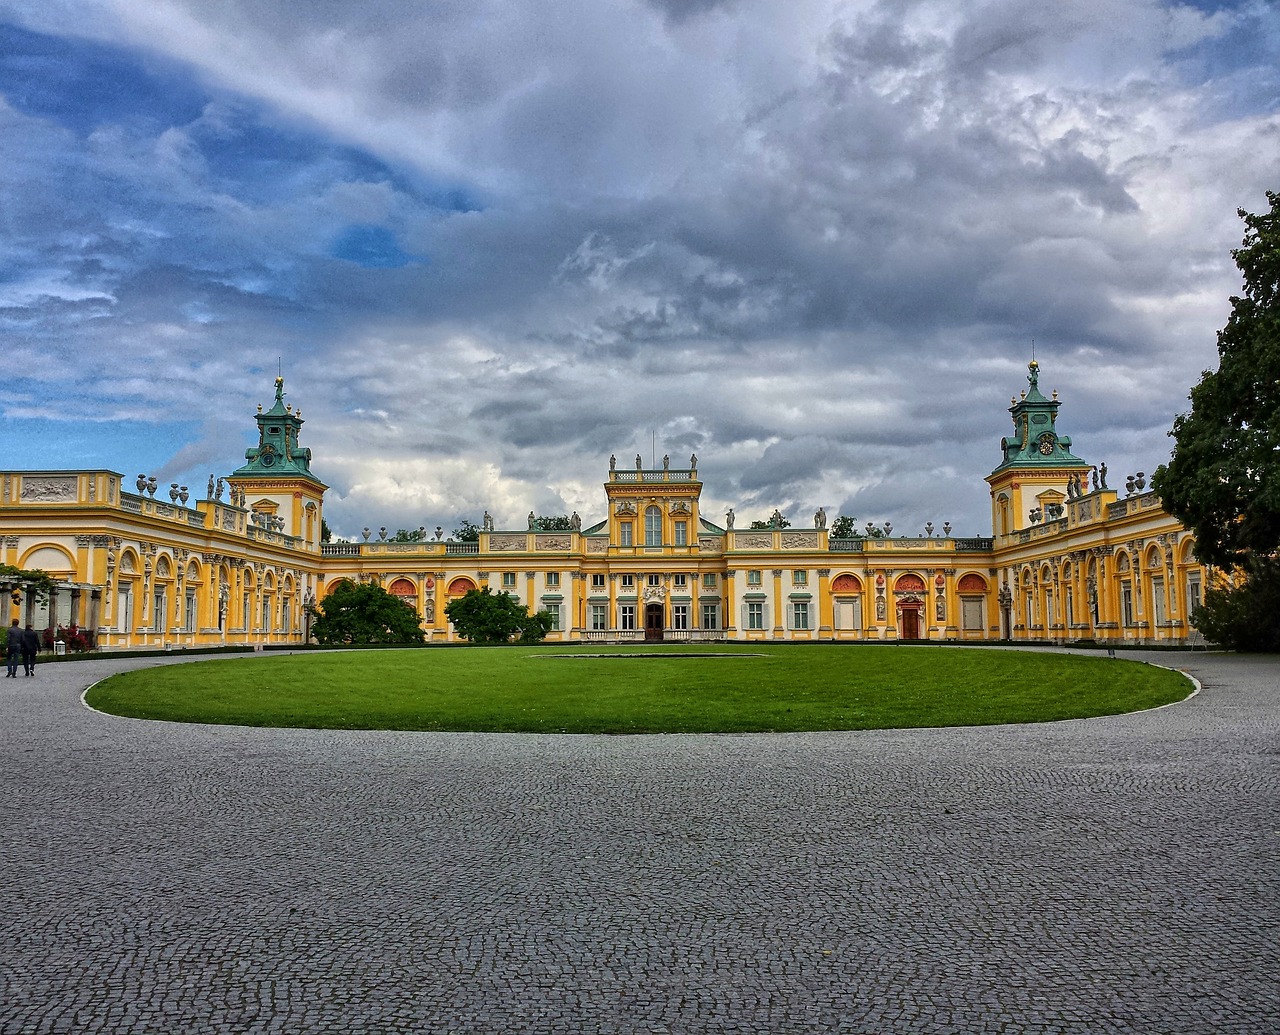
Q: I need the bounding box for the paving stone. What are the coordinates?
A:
[0,651,1276,1033]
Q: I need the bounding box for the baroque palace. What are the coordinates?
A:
[0,364,1209,650]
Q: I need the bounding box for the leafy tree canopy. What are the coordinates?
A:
[531,515,574,531]
[0,563,56,603]
[1153,191,1280,570]
[311,581,426,645]
[830,515,857,539]
[390,528,426,542]
[444,587,553,645]
[1191,558,1280,652]
[320,518,332,543]
[749,514,791,529]
[452,520,481,543]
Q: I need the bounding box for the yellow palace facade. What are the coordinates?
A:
[0,365,1210,651]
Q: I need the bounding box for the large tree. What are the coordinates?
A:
[310,582,426,645]
[1154,191,1280,570]
[444,587,553,645]
[1153,192,1280,651]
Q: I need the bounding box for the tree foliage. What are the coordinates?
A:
[0,563,56,603]
[452,520,481,543]
[320,518,332,543]
[1191,559,1280,652]
[531,515,574,531]
[390,528,425,542]
[444,587,553,645]
[749,515,791,529]
[311,581,426,645]
[1153,191,1280,570]
[830,515,857,538]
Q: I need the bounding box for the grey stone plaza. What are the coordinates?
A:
[1,651,1276,1034]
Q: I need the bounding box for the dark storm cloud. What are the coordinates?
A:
[0,0,1275,536]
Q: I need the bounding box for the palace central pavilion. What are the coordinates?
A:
[0,363,1208,650]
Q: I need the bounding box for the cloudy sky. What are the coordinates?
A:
[1,0,1276,539]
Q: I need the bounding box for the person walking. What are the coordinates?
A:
[6,619,22,677]
[21,623,40,677]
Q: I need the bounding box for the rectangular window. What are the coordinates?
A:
[620,522,633,547]
[281,604,290,635]
[961,598,984,631]
[792,601,809,630]
[591,573,606,589]
[674,521,687,546]
[703,573,717,590]
[117,587,133,633]
[747,570,762,586]
[1122,582,1134,626]
[502,572,516,588]
[242,592,250,630]
[747,601,764,630]
[645,507,662,546]
[792,570,807,585]
[621,574,634,590]
[674,574,687,589]
[591,604,608,631]
[545,572,560,588]
[702,604,719,630]
[152,590,167,633]
[262,598,271,631]
[647,574,661,587]
[620,604,636,631]
[1186,573,1202,616]
[184,590,197,633]
[673,603,689,630]
[544,602,561,631]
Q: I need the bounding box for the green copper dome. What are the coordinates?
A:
[232,376,324,483]
[990,361,1085,473]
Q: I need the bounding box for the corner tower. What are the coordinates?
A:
[985,361,1091,538]
[228,376,327,550]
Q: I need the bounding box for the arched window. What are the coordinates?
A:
[645,506,662,546]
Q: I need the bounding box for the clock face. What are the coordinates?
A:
[260,450,276,467]
[1038,434,1055,455]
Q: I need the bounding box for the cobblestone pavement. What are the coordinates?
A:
[0,651,1276,1034]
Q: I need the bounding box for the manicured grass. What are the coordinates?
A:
[85,644,1193,733]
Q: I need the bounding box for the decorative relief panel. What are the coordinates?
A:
[489,534,526,552]
[21,476,78,502]
[586,538,607,554]
[697,537,720,551]
[736,533,773,549]
[781,532,819,549]
[535,535,571,551]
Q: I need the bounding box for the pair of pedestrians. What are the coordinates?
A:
[6,618,41,677]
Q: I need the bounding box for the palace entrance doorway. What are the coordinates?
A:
[899,603,922,640]
[644,603,664,642]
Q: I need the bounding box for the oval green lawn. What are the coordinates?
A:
[85,644,1193,733]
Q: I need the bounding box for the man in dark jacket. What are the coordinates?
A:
[6,619,22,677]
[21,624,40,676]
